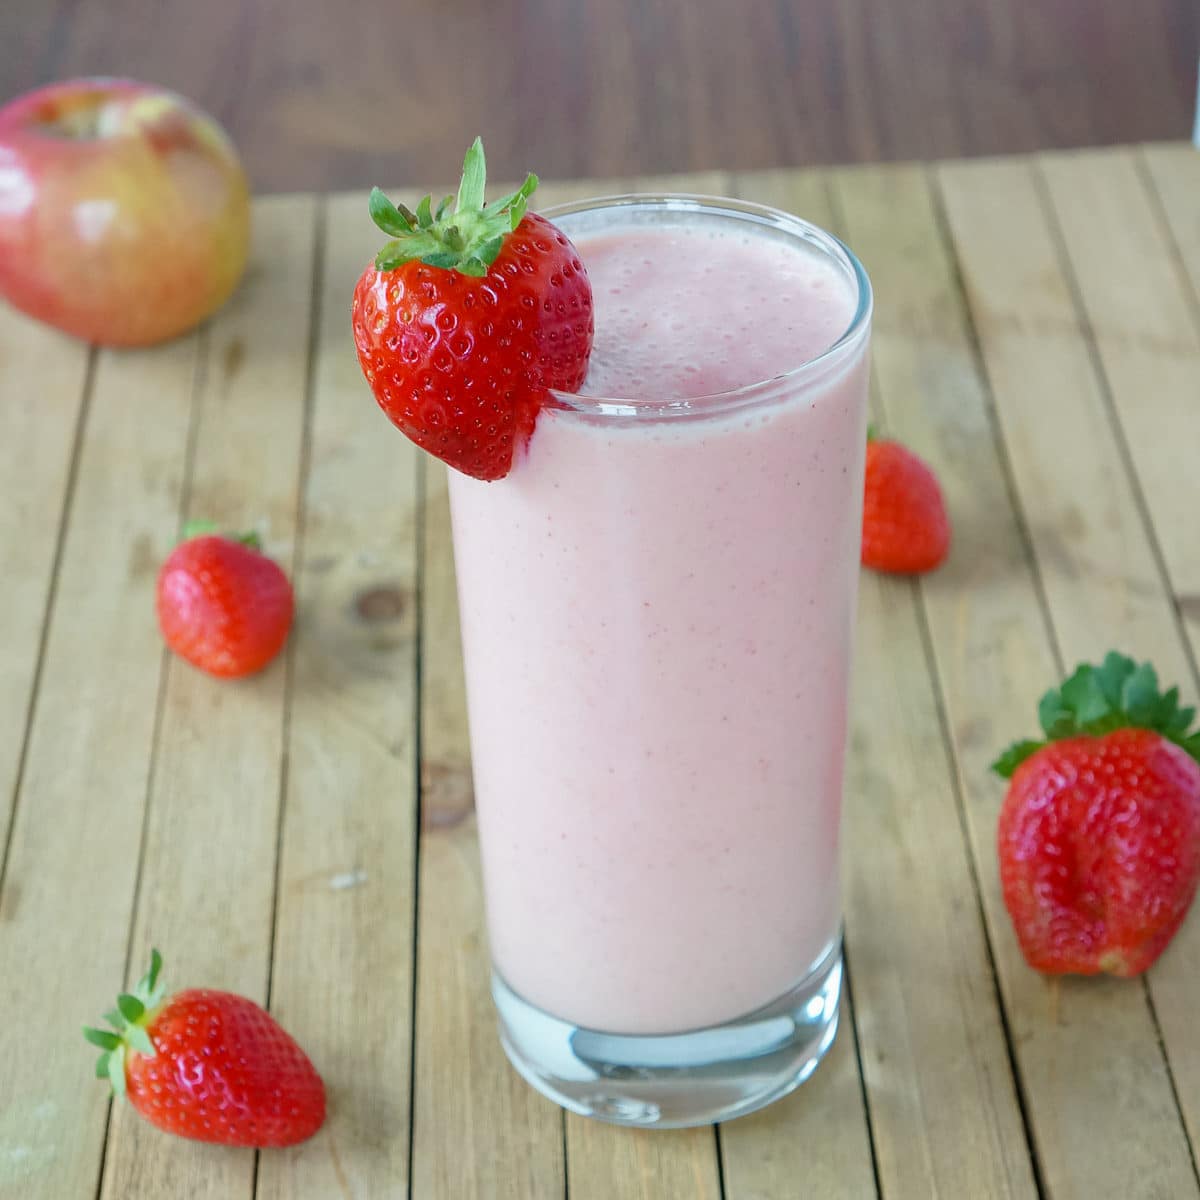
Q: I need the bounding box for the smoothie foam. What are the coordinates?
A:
[449,205,868,1034]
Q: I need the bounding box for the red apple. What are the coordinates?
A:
[0,78,250,346]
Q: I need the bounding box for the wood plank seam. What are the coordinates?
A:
[409,450,427,1200]
[840,945,884,1198]
[1135,149,1200,334]
[1029,155,1200,1189]
[0,347,95,895]
[828,170,1045,1198]
[559,1108,568,1200]
[252,196,328,1200]
[711,1127,726,1200]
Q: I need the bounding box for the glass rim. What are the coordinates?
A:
[541,192,873,420]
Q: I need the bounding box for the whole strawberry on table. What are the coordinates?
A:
[861,430,951,575]
[156,522,294,678]
[84,951,325,1147]
[993,653,1200,976]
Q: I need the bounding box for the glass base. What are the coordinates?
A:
[492,937,842,1128]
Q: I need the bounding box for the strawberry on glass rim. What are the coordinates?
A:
[351,138,594,481]
[992,652,1200,977]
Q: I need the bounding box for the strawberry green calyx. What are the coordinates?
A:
[992,652,1200,779]
[83,949,167,1097]
[181,519,262,550]
[368,137,539,278]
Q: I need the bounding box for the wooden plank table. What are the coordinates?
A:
[1,143,1198,1200]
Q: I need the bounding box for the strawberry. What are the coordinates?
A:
[861,434,950,574]
[352,137,593,481]
[84,950,325,1147]
[156,523,293,678]
[992,653,1200,976]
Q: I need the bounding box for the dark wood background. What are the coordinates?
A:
[3,0,1196,192]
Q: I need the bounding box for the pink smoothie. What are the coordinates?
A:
[448,204,870,1034]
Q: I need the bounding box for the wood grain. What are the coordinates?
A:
[714,989,877,1200]
[98,196,318,1200]
[1039,149,1200,608]
[255,194,420,1200]
[851,154,1199,1200]
[1142,144,1200,305]
[0,313,88,868]
[0,330,200,1200]
[411,462,566,1200]
[843,569,1037,1199]
[565,1124,721,1200]
[1,0,1194,191]
[1036,147,1200,1155]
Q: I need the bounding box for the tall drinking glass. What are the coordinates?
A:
[447,195,872,1127]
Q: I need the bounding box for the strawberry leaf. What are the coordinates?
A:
[1121,662,1160,725]
[86,949,165,1096]
[1094,651,1135,706]
[107,1046,126,1097]
[998,652,1200,771]
[126,1025,155,1057]
[1168,706,1196,738]
[117,994,144,1023]
[991,739,1045,779]
[366,140,538,278]
[83,1027,121,1051]
[145,948,163,996]
[476,234,505,264]
[182,519,220,541]
[1156,686,1180,728]
[368,187,414,237]
[456,136,487,213]
[1060,667,1110,726]
[1038,689,1074,739]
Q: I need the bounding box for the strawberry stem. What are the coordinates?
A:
[368,138,539,278]
[180,520,262,551]
[84,948,167,1097]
